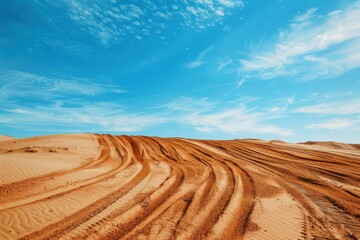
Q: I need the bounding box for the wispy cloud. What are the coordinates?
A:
[162,96,216,112]
[40,37,93,57]
[185,45,214,68]
[189,82,235,92]
[176,0,244,29]
[218,0,244,8]
[0,69,123,101]
[294,99,360,115]
[266,95,295,114]
[43,0,245,45]
[183,107,294,136]
[0,102,166,132]
[217,59,233,71]
[237,78,246,88]
[0,68,163,133]
[166,97,293,136]
[240,1,360,80]
[305,118,357,130]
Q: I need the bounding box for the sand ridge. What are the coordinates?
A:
[0,134,359,239]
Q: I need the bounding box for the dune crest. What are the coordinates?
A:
[0,134,359,239]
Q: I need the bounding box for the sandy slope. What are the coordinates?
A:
[0,134,359,240]
[0,135,13,141]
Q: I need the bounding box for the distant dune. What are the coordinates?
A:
[0,134,359,239]
[301,141,360,150]
[0,135,13,141]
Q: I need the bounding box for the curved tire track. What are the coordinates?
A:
[0,135,359,239]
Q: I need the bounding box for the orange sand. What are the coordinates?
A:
[0,134,359,239]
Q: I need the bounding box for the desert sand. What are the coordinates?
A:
[0,134,359,239]
[0,135,13,141]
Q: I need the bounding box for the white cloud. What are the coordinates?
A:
[185,61,207,69]
[0,69,123,101]
[217,59,233,71]
[294,99,360,115]
[40,37,93,57]
[65,1,150,44]
[237,78,246,88]
[266,95,295,113]
[177,1,243,29]
[0,102,166,132]
[185,45,214,68]
[240,2,360,80]
[189,82,236,92]
[0,68,163,133]
[218,0,244,8]
[163,97,293,136]
[2,94,294,136]
[306,118,356,130]
[46,0,245,45]
[291,8,317,29]
[183,107,294,136]
[287,96,295,105]
[215,8,224,16]
[162,96,216,112]
[303,54,327,62]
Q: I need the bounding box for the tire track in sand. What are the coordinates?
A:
[0,134,359,239]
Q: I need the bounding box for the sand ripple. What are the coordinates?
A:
[0,134,359,239]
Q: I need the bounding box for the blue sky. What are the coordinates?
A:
[1,0,360,142]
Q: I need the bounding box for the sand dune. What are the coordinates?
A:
[301,141,360,151]
[0,135,13,141]
[0,134,359,239]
